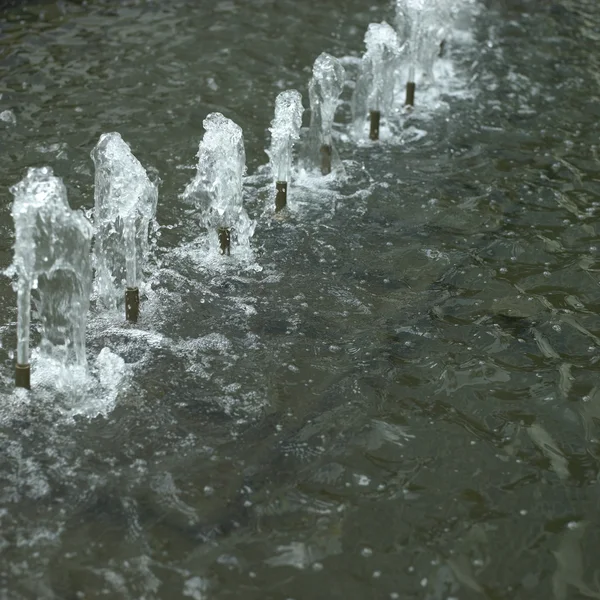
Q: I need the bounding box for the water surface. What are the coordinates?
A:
[1,0,600,598]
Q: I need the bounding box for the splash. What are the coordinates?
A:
[182,112,255,258]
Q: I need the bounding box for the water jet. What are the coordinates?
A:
[267,90,303,212]
[352,22,399,140]
[183,113,254,257]
[10,166,93,388]
[306,53,345,176]
[91,132,158,324]
[395,0,452,107]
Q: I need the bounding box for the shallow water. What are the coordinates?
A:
[1,0,600,598]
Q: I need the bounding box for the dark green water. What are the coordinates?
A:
[1,0,600,598]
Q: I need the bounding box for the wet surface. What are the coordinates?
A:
[1,0,600,598]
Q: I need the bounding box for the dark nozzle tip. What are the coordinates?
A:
[125,287,140,323]
[369,110,381,141]
[320,144,332,176]
[218,227,231,256]
[275,181,288,212]
[15,363,31,390]
[405,82,416,107]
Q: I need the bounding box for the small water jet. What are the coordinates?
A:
[395,0,452,107]
[351,22,400,141]
[91,132,158,324]
[306,52,345,176]
[183,112,254,257]
[10,167,93,389]
[267,90,303,212]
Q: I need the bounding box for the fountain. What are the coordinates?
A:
[266,90,304,212]
[395,0,452,107]
[351,22,400,141]
[182,112,254,257]
[306,52,345,176]
[91,132,158,324]
[10,167,93,389]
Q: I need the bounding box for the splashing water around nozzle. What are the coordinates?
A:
[305,52,345,176]
[267,90,303,212]
[351,22,400,140]
[91,132,158,323]
[183,112,255,257]
[10,167,93,389]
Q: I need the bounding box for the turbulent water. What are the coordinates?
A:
[1,0,600,598]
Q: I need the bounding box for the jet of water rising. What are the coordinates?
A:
[182,112,255,257]
[91,132,158,323]
[351,22,400,141]
[10,166,93,389]
[306,52,345,176]
[395,0,454,106]
[266,90,304,212]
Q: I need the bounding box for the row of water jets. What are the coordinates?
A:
[8,0,475,390]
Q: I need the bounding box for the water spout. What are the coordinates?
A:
[351,22,400,140]
[183,112,254,258]
[306,52,345,176]
[267,90,303,212]
[91,132,158,323]
[10,167,93,388]
[395,0,453,107]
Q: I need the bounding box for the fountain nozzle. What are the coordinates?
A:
[439,39,446,58]
[320,144,332,175]
[125,287,140,323]
[15,363,30,389]
[369,110,381,141]
[275,181,287,212]
[405,82,416,108]
[218,228,231,256]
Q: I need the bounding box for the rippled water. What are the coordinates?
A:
[1,0,600,598]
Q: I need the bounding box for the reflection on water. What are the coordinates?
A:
[1,0,600,598]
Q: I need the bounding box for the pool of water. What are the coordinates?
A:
[1,0,600,598]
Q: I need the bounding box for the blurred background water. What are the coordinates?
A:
[1,0,600,598]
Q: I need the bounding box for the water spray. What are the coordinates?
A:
[183,113,254,257]
[91,132,157,323]
[11,166,93,389]
[307,53,345,175]
[352,22,399,141]
[267,90,303,212]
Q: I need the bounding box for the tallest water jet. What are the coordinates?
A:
[11,167,93,388]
